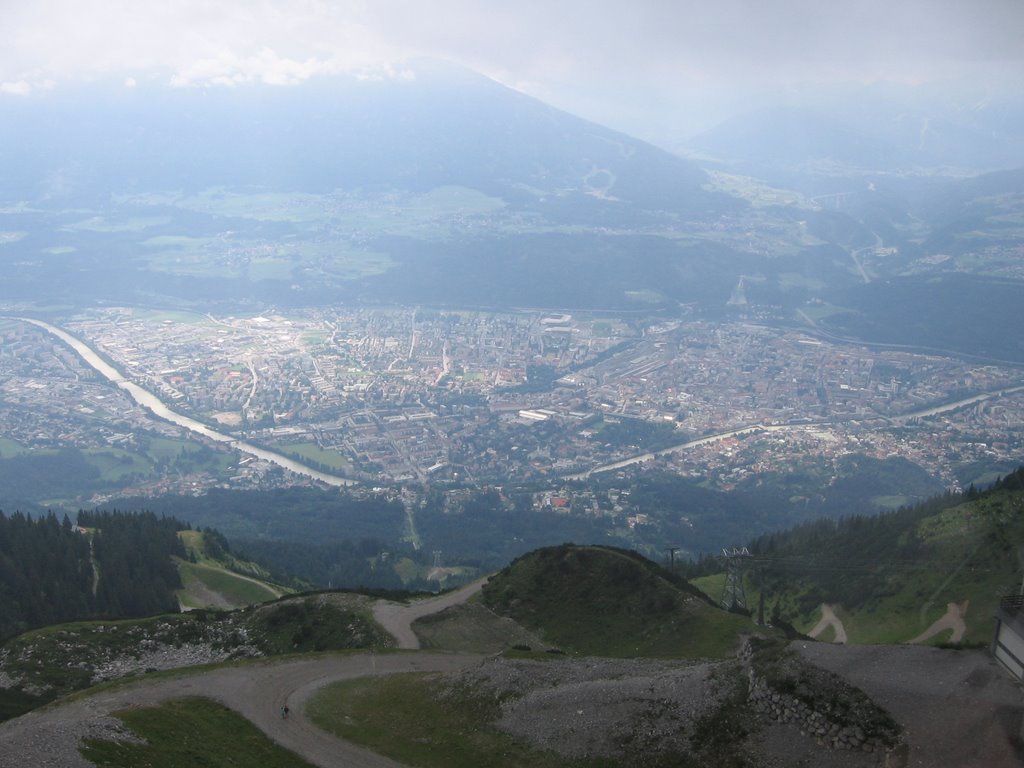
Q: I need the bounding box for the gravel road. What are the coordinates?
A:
[795,642,1023,768]
[0,652,483,768]
[0,581,489,768]
[372,578,486,649]
[908,601,968,644]
[808,603,848,643]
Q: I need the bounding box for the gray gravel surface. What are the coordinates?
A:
[0,652,482,768]
[445,656,727,761]
[794,642,1024,768]
[372,578,486,649]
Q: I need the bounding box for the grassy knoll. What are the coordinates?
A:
[177,561,280,609]
[81,697,315,768]
[176,529,286,609]
[690,573,726,605]
[0,595,387,722]
[251,597,391,654]
[307,672,593,768]
[482,545,760,658]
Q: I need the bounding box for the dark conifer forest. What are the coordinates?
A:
[0,510,187,640]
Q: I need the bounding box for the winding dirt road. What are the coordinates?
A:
[808,603,848,643]
[909,600,968,644]
[0,652,483,768]
[0,580,490,767]
[372,578,487,649]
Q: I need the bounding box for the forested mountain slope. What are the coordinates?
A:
[693,468,1024,644]
[0,511,186,640]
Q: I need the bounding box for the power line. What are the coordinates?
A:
[720,546,751,611]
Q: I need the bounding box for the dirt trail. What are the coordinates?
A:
[0,580,489,767]
[0,652,483,768]
[808,603,848,643]
[372,578,486,649]
[909,600,968,644]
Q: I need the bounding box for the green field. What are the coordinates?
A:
[0,438,25,458]
[144,436,207,462]
[129,309,212,325]
[248,257,296,281]
[82,697,315,768]
[798,302,855,322]
[142,235,393,282]
[177,561,281,609]
[307,673,581,768]
[703,171,812,209]
[83,448,153,482]
[64,215,170,233]
[176,188,331,223]
[777,271,827,292]
[280,442,350,471]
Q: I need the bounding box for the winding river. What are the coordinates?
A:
[18,317,356,487]
[16,317,1024,488]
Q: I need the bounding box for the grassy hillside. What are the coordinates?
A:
[82,697,315,768]
[0,592,390,722]
[693,469,1024,644]
[176,530,286,610]
[481,544,763,658]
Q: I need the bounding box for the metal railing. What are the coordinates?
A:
[999,594,1024,611]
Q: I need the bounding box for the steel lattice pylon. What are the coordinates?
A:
[720,546,751,611]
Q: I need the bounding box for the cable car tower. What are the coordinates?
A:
[719,546,751,611]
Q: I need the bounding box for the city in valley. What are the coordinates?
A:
[2,305,1022,512]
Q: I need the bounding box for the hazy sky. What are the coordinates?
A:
[3,0,1023,142]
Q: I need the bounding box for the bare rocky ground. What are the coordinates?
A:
[0,652,482,768]
[0,591,384,703]
[1,582,1022,767]
[795,642,1024,768]
[443,656,726,762]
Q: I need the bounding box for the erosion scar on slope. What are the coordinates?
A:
[808,603,848,644]
[909,600,968,644]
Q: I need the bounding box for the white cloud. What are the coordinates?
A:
[168,48,361,88]
[0,80,32,96]
[1,0,1021,140]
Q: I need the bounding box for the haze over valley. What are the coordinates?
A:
[2,60,1024,559]
[2,3,1024,765]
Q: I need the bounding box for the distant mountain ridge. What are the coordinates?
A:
[0,63,731,218]
[687,93,1024,177]
[1,63,1022,349]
